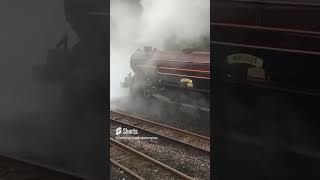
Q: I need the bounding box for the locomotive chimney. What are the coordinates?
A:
[144,46,152,52]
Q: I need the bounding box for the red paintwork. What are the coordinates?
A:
[150,51,210,79]
[151,51,210,64]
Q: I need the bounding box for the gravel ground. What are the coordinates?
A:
[110,123,210,180]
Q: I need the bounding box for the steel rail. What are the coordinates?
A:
[111,111,209,140]
[211,22,320,36]
[110,138,195,180]
[110,111,210,153]
[111,119,209,154]
[211,41,320,56]
[111,158,145,180]
[230,0,320,7]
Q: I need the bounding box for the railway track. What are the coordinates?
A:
[110,164,140,180]
[110,138,195,180]
[0,155,87,180]
[110,111,210,153]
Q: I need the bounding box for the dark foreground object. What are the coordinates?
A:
[31,0,108,179]
[213,1,320,179]
[0,155,87,180]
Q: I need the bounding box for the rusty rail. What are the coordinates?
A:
[110,138,195,180]
[111,159,145,180]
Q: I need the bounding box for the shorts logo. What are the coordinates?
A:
[116,127,122,135]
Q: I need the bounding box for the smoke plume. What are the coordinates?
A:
[110,0,210,100]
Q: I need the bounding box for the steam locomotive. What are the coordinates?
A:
[121,46,210,111]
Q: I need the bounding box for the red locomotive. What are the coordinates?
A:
[122,46,210,111]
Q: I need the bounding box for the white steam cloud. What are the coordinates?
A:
[110,0,210,99]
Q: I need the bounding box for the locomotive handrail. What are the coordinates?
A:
[158,67,210,74]
[158,72,211,80]
[135,65,211,78]
[211,22,320,36]
[211,41,320,55]
[215,78,320,97]
[151,59,210,64]
[228,0,320,7]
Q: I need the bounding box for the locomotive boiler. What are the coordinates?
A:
[122,47,210,112]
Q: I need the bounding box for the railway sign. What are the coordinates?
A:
[227,53,263,68]
[227,53,266,81]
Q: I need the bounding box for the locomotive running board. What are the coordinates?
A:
[152,94,210,112]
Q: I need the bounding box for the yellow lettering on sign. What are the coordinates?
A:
[227,54,263,68]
